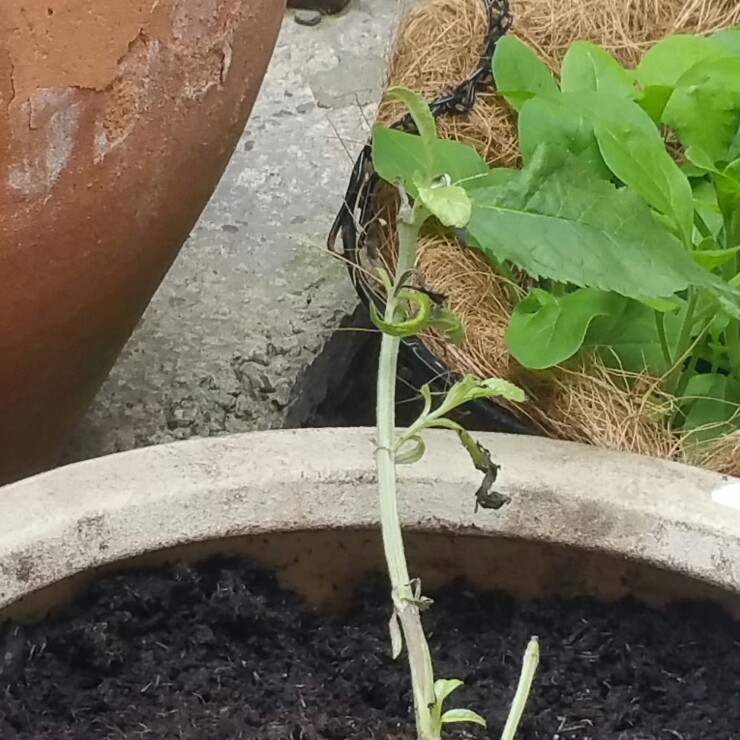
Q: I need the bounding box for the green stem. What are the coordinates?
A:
[501,637,540,740]
[376,198,437,740]
[666,290,698,395]
[655,312,672,371]
[726,319,740,374]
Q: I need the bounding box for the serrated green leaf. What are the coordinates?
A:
[662,57,740,165]
[492,35,559,110]
[561,41,636,98]
[506,288,614,369]
[440,709,487,727]
[371,126,488,196]
[636,34,737,88]
[417,184,472,228]
[443,375,525,410]
[477,377,526,402]
[556,90,693,244]
[465,145,710,301]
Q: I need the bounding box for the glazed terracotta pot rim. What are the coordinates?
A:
[1,428,739,614]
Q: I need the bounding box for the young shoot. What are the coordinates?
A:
[370,86,539,740]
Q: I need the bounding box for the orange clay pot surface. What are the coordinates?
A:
[0,0,284,484]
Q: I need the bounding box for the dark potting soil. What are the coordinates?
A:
[1,559,739,740]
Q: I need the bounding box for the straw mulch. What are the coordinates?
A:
[371,0,740,473]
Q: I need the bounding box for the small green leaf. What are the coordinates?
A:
[440,709,487,727]
[690,240,740,271]
[443,375,526,410]
[636,34,736,88]
[434,678,464,705]
[372,126,488,196]
[560,41,636,98]
[507,288,614,369]
[417,184,472,228]
[477,377,526,402]
[385,86,437,145]
[429,306,466,345]
[492,35,559,110]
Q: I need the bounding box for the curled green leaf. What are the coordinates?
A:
[396,434,426,465]
[369,291,432,338]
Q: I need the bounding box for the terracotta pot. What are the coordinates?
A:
[2,429,739,620]
[0,0,285,485]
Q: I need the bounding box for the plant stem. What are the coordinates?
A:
[655,312,672,372]
[376,197,437,740]
[666,289,698,396]
[501,637,541,740]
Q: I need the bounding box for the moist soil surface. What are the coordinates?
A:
[1,558,739,739]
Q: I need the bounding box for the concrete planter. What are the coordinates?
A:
[0,0,285,485]
[1,428,740,622]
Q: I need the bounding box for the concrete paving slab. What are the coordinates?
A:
[64,0,403,461]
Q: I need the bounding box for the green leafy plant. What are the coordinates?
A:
[375,28,740,450]
[370,87,539,740]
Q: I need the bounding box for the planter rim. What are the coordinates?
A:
[1,428,740,613]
